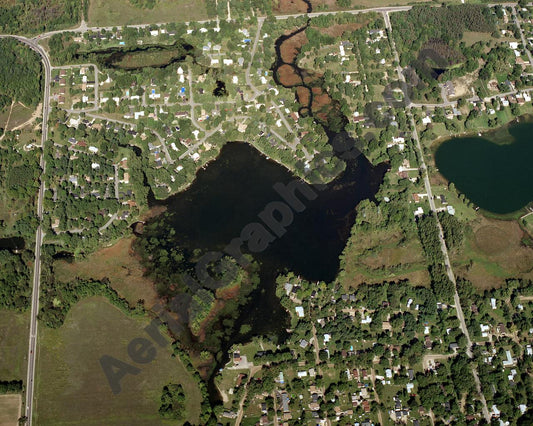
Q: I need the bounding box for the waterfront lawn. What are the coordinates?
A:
[88,0,207,27]
[0,310,29,381]
[34,296,201,425]
[522,213,533,235]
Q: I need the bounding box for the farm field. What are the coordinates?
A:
[0,394,21,426]
[33,296,201,425]
[0,310,29,381]
[88,0,208,27]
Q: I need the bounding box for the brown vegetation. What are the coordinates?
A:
[314,22,366,37]
[273,0,309,14]
[279,29,308,63]
[277,64,303,87]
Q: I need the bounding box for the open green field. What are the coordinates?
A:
[34,296,202,425]
[88,0,207,26]
[0,310,29,381]
[0,102,36,132]
[0,394,21,426]
[53,237,159,307]
[112,48,187,69]
[340,225,430,288]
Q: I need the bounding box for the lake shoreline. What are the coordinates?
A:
[433,117,533,216]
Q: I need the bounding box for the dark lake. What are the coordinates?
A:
[434,118,533,214]
[150,140,387,338]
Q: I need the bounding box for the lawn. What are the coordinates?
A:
[34,296,202,425]
[0,394,21,426]
[88,0,207,27]
[0,310,29,381]
[462,31,493,47]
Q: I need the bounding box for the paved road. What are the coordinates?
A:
[513,6,533,66]
[384,13,491,422]
[0,34,52,426]
[245,19,264,100]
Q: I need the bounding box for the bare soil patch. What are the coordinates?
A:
[450,73,476,99]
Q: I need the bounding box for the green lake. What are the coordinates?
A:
[434,119,533,214]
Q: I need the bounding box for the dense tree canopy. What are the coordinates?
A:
[0,39,42,109]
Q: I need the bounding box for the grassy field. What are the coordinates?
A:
[340,226,430,288]
[0,310,29,381]
[0,394,21,426]
[34,296,202,425]
[452,216,533,289]
[112,48,186,69]
[53,237,159,307]
[88,0,207,27]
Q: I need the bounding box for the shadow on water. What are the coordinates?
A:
[0,237,25,252]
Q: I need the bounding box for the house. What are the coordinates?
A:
[233,352,241,365]
[295,306,304,317]
[503,350,515,367]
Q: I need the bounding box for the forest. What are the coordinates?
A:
[0,249,32,311]
[0,0,80,35]
[416,214,458,303]
[0,39,42,111]
[392,5,496,63]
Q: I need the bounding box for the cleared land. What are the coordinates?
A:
[34,296,202,425]
[453,216,533,289]
[340,227,430,288]
[0,102,39,133]
[88,0,207,27]
[0,310,29,381]
[0,394,21,426]
[53,236,159,307]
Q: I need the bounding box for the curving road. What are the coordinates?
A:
[0,35,51,426]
